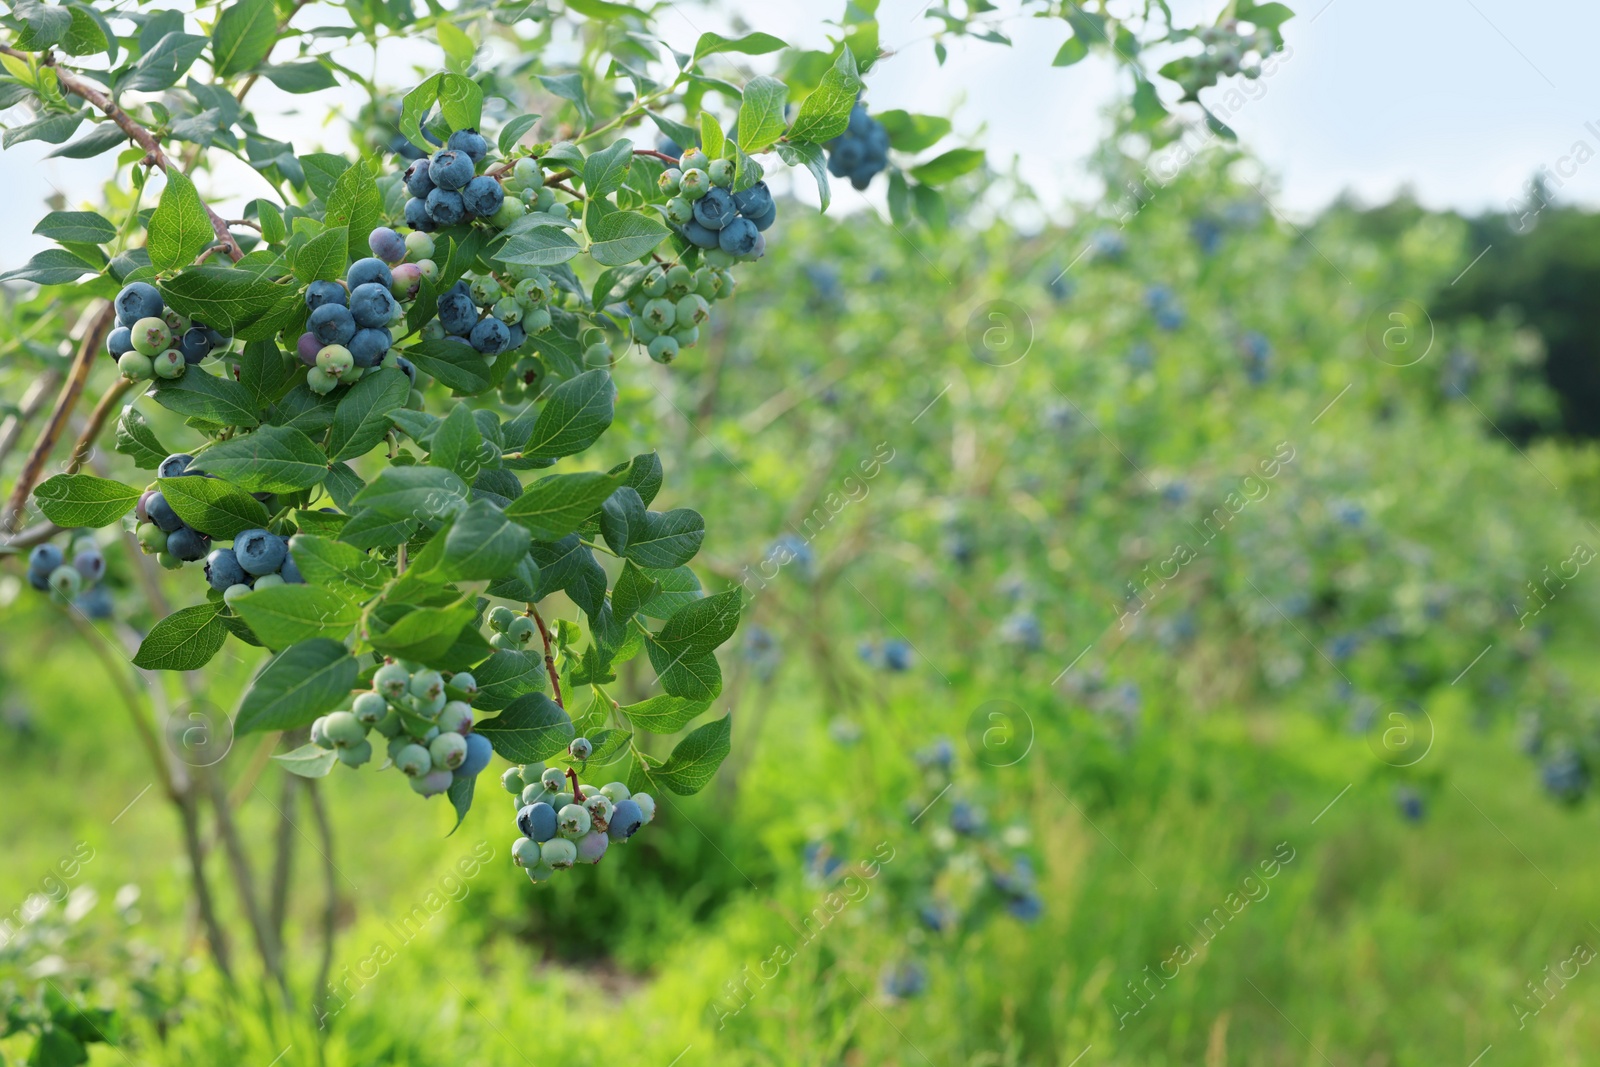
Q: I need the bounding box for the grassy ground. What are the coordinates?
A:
[3,586,1600,1066]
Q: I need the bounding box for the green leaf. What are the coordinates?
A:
[423,499,530,582]
[368,602,475,662]
[911,183,947,230]
[149,366,261,428]
[774,141,830,212]
[0,248,98,285]
[47,123,130,159]
[498,113,541,156]
[350,464,468,519]
[651,714,731,795]
[273,743,339,778]
[582,137,634,199]
[692,31,787,62]
[211,0,277,78]
[399,72,484,152]
[645,640,722,701]
[586,202,668,266]
[445,772,475,834]
[328,368,410,462]
[537,73,593,126]
[159,266,296,336]
[470,649,547,710]
[1052,34,1089,67]
[403,339,493,394]
[114,407,168,469]
[157,475,270,538]
[238,338,297,410]
[189,426,328,492]
[908,147,984,186]
[624,506,705,569]
[292,225,348,283]
[618,693,709,733]
[875,109,951,152]
[518,369,615,459]
[531,535,607,617]
[788,48,863,145]
[261,60,336,94]
[1,109,85,150]
[32,473,138,528]
[132,602,230,670]
[286,534,389,595]
[735,76,788,152]
[653,589,740,653]
[234,639,358,734]
[426,403,482,478]
[476,692,573,762]
[232,585,360,649]
[1131,76,1167,131]
[699,112,725,160]
[505,468,630,540]
[12,0,72,50]
[324,162,383,263]
[123,32,209,92]
[639,565,702,620]
[647,111,698,152]
[497,225,580,267]
[32,210,116,245]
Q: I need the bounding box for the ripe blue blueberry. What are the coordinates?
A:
[305,280,348,310]
[437,284,477,336]
[25,569,50,592]
[717,217,758,256]
[447,128,488,162]
[76,584,114,619]
[234,528,287,575]
[681,220,720,249]
[461,175,504,217]
[455,733,492,779]
[167,527,209,562]
[883,639,911,671]
[204,547,247,591]
[746,203,777,232]
[404,197,437,232]
[346,257,394,292]
[309,304,357,346]
[469,316,511,355]
[346,328,388,368]
[607,799,643,841]
[517,802,558,842]
[425,188,466,226]
[146,492,183,534]
[730,181,773,218]
[568,736,593,760]
[114,282,164,327]
[692,186,737,230]
[349,283,399,329]
[404,160,435,198]
[428,149,475,191]
[72,546,105,583]
[28,543,63,576]
[368,227,407,265]
[107,327,133,358]
[179,328,213,364]
[157,453,193,479]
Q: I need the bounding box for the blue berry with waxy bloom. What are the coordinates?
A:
[349,328,391,367]
[404,160,435,198]
[146,492,184,534]
[461,175,504,217]
[518,802,558,842]
[426,187,466,225]
[309,303,357,346]
[107,326,133,358]
[718,216,759,256]
[368,226,407,265]
[296,332,321,367]
[455,733,492,779]
[437,285,477,336]
[346,257,393,291]
[305,280,348,310]
[75,584,113,618]
[204,547,247,591]
[405,197,436,232]
[681,220,720,249]
[349,283,399,328]
[692,186,737,230]
[447,128,488,162]
[28,543,63,576]
[26,569,50,592]
[167,527,209,563]
[72,546,105,583]
[469,316,511,355]
[731,181,773,218]
[179,328,212,364]
[428,148,474,191]
[747,203,777,232]
[607,799,644,841]
[234,528,287,575]
[280,552,304,586]
[115,282,164,327]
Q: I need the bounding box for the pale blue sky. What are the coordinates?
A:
[2,0,1596,272]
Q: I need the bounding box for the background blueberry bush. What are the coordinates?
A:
[5,0,1600,1065]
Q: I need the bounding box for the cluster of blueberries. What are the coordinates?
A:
[502,741,657,882]
[424,269,551,360]
[401,129,510,232]
[24,534,112,618]
[825,105,890,191]
[107,283,231,382]
[1144,284,1185,331]
[660,147,776,262]
[622,258,736,365]
[295,230,431,395]
[311,661,493,795]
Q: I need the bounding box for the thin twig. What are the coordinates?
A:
[530,605,564,709]
[2,302,115,531]
[0,44,241,259]
[65,376,133,474]
[0,372,61,468]
[633,148,680,165]
[307,779,339,1022]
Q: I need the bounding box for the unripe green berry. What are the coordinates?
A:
[679,148,710,172]
[405,230,435,260]
[153,350,186,380]
[524,307,552,334]
[513,157,543,190]
[658,168,682,195]
[506,615,536,645]
[323,711,367,747]
[429,731,467,770]
[156,551,182,570]
[253,573,286,590]
[416,258,439,283]
[373,662,410,699]
[665,263,692,291]
[306,366,339,395]
[136,523,167,554]
[675,294,710,327]
[540,766,567,792]
[48,565,82,599]
[492,198,526,228]
[488,605,516,632]
[647,335,679,364]
[511,837,542,868]
[540,837,577,870]
[223,582,252,605]
[533,187,556,212]
[352,691,388,726]
[708,158,734,187]
[546,201,570,221]
[665,196,693,225]
[492,296,522,325]
[451,671,478,696]
[583,342,611,366]
[679,168,710,200]
[557,803,591,839]
[409,668,445,703]
[373,711,402,738]
[502,766,527,795]
[337,739,373,767]
[130,317,172,356]
[394,743,431,777]
[118,352,154,381]
[438,700,473,734]
[642,297,676,331]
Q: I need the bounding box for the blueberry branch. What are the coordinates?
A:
[0,43,242,261]
[529,604,564,709]
[633,148,680,165]
[565,766,585,802]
